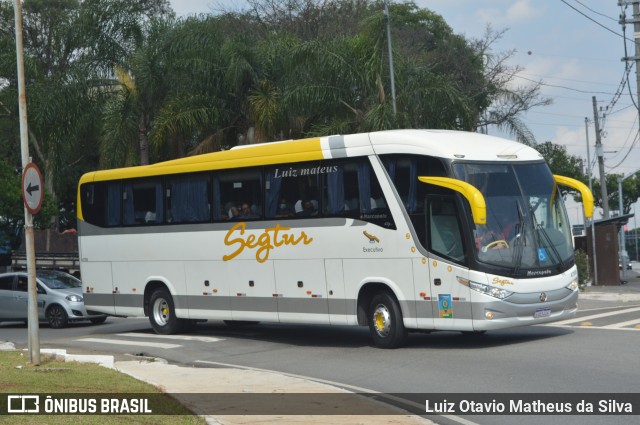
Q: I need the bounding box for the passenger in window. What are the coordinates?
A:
[144,211,156,223]
[276,199,294,217]
[295,199,318,217]
[238,203,259,219]
[227,203,239,219]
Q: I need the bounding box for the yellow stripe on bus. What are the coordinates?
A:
[85,137,323,182]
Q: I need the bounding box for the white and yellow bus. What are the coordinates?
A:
[77,129,593,348]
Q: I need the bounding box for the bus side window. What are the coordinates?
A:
[123,179,164,225]
[323,159,395,229]
[80,183,119,228]
[264,163,320,220]
[427,196,465,263]
[217,168,262,221]
[167,174,211,224]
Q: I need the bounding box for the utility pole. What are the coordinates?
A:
[585,117,598,286]
[619,0,640,273]
[13,0,40,365]
[592,96,609,218]
[619,1,640,111]
[383,0,397,115]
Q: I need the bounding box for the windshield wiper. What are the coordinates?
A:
[529,207,562,267]
[513,200,526,276]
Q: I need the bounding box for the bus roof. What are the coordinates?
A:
[79,129,543,184]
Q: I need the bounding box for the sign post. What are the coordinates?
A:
[14,0,40,365]
[22,163,43,215]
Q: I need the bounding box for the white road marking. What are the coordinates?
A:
[79,338,181,349]
[600,317,640,329]
[551,325,640,331]
[549,306,640,325]
[116,333,223,342]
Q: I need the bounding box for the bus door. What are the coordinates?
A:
[426,195,473,331]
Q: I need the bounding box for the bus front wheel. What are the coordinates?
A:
[149,289,183,334]
[368,292,407,349]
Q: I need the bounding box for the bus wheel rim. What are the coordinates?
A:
[373,304,391,338]
[153,298,169,326]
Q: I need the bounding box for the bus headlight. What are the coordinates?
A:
[565,279,579,291]
[458,277,513,300]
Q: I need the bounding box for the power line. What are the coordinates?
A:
[606,132,639,170]
[613,2,640,173]
[515,74,621,95]
[519,72,623,88]
[560,0,629,41]
[572,0,618,22]
[604,113,638,165]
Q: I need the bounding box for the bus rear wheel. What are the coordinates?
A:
[149,289,183,334]
[368,292,407,349]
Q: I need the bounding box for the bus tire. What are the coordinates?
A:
[368,291,407,349]
[149,288,183,334]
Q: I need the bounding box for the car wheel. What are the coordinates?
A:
[47,305,69,329]
[90,316,107,324]
[149,288,184,334]
[368,291,407,349]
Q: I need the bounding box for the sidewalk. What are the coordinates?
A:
[115,359,432,425]
[579,268,640,302]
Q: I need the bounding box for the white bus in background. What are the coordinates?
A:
[76,129,593,348]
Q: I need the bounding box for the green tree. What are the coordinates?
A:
[592,173,640,216]
[534,141,592,207]
[534,141,587,182]
[238,1,548,144]
[0,0,173,227]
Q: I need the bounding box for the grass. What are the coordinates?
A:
[0,350,206,424]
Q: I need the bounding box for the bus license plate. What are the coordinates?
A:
[534,308,551,318]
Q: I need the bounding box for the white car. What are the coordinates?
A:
[0,270,106,328]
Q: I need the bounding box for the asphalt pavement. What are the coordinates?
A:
[3,269,639,425]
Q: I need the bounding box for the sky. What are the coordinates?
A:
[168,0,640,227]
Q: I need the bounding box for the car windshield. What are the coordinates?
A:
[38,271,82,289]
[453,162,574,275]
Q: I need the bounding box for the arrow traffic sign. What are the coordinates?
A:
[22,162,43,215]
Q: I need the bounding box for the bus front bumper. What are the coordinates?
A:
[471,288,579,331]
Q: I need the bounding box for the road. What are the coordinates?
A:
[2,281,639,425]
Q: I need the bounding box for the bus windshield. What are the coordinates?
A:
[453,162,574,275]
